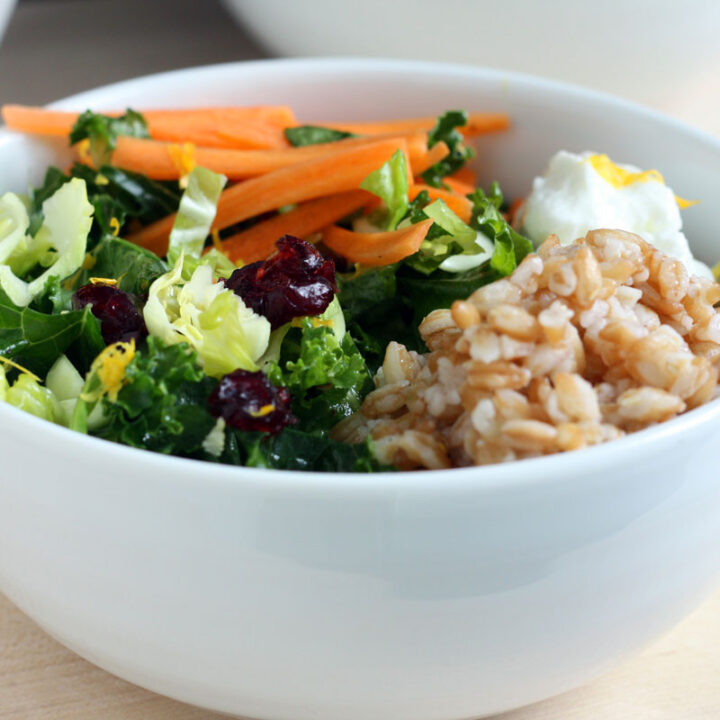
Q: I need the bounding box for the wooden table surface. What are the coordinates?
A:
[2,589,720,720]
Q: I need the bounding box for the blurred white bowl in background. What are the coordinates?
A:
[0,0,14,44]
[223,0,720,135]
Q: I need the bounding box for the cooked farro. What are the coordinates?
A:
[332,230,720,470]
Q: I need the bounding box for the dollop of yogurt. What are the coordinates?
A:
[520,150,712,279]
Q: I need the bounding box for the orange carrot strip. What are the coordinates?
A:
[1,105,297,149]
[409,184,473,224]
[442,177,475,196]
[322,219,434,266]
[104,133,428,181]
[321,112,509,136]
[2,105,76,135]
[449,166,477,186]
[128,138,411,257]
[411,141,449,175]
[142,106,297,128]
[221,190,370,264]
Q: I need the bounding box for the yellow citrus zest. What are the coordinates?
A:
[167,142,196,188]
[249,404,275,418]
[0,355,41,383]
[109,217,121,236]
[89,277,118,286]
[92,340,135,402]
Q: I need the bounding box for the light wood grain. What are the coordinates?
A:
[2,589,720,720]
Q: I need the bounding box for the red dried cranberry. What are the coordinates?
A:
[72,284,147,345]
[208,369,296,434]
[224,235,336,329]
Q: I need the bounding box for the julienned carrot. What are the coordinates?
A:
[221,190,370,264]
[128,138,411,256]
[409,184,473,224]
[321,112,510,137]
[449,166,477,186]
[322,219,434,266]
[1,105,297,149]
[442,176,475,196]
[2,105,76,136]
[98,133,431,181]
[145,113,290,150]
[412,141,449,175]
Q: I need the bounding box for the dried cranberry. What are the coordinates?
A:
[72,284,147,345]
[224,235,336,329]
[208,369,296,434]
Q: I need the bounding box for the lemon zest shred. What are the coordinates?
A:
[587,154,699,209]
[167,142,196,188]
[109,217,121,236]
[75,138,92,165]
[95,173,109,186]
[89,277,118,286]
[311,317,332,328]
[249,404,275,418]
[0,356,41,383]
[587,154,664,188]
[675,195,700,209]
[90,340,135,403]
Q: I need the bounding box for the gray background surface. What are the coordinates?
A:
[0,0,268,104]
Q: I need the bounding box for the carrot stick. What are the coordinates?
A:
[320,112,510,137]
[412,141,449,175]
[322,219,434,266]
[442,176,475,196]
[409,184,473,223]
[221,190,370,264]
[449,166,477,186]
[2,105,77,136]
[1,105,297,149]
[128,138,411,257]
[100,133,429,181]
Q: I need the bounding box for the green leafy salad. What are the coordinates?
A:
[0,107,531,472]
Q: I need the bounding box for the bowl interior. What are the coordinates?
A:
[1,59,719,265]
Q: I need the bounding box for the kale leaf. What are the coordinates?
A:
[98,338,218,456]
[69,109,149,166]
[285,125,355,146]
[223,428,390,472]
[267,319,373,432]
[468,183,533,277]
[421,110,474,188]
[0,287,102,378]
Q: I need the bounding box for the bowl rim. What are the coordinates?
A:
[2,56,720,491]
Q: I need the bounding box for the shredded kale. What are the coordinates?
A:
[69,109,149,166]
[267,319,373,432]
[468,183,533,277]
[421,110,474,188]
[285,125,355,147]
[98,338,218,456]
[222,428,390,472]
[0,287,102,378]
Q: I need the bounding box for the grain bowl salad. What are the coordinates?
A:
[0,104,718,471]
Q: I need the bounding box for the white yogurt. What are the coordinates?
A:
[520,150,712,279]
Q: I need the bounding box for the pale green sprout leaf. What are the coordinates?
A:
[360,149,408,230]
[167,166,227,266]
[143,255,271,377]
[422,199,494,273]
[46,354,105,428]
[0,179,93,306]
[1,370,61,423]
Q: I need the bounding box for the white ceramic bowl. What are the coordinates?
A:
[1,59,720,720]
[223,0,720,135]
